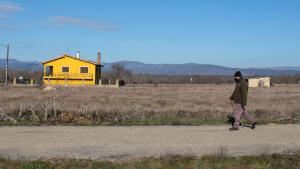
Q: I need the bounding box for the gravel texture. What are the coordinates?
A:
[0,125,300,160]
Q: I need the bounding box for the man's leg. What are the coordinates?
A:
[227,114,235,127]
[241,107,256,124]
[241,107,257,129]
[232,104,243,129]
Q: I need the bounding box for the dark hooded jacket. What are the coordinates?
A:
[229,78,248,106]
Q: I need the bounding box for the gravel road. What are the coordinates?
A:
[0,125,300,160]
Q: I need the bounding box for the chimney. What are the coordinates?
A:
[76,51,80,59]
[97,51,101,65]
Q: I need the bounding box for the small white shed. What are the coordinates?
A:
[248,77,271,88]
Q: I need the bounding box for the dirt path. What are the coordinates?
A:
[0,125,300,160]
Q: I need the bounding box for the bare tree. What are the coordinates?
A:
[111,63,133,83]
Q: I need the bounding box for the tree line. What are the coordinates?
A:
[1,64,300,85]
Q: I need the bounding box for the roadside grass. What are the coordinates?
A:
[104,118,228,126]
[0,121,41,126]
[0,118,279,127]
[1,154,300,169]
[0,116,293,126]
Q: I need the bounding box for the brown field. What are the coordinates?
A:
[0,84,300,125]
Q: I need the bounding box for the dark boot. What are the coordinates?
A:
[251,122,257,129]
[226,115,235,127]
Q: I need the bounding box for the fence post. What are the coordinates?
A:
[116,79,119,88]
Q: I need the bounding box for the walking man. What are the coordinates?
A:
[228,71,256,131]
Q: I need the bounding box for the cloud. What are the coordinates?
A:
[0,2,22,31]
[48,16,117,32]
[0,24,15,30]
[0,1,22,13]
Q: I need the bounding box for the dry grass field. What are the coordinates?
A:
[0,84,300,125]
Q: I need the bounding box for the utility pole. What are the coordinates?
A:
[5,44,9,87]
[0,43,9,87]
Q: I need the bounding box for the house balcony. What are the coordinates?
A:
[44,73,94,80]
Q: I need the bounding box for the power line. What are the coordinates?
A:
[0,43,9,87]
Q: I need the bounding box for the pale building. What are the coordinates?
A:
[248,77,271,88]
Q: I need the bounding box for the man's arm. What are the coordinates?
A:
[229,93,234,101]
[240,81,248,107]
[229,84,236,101]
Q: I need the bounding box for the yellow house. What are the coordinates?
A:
[43,53,103,85]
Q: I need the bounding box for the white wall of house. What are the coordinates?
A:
[248,77,271,88]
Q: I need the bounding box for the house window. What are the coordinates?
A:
[62,66,69,73]
[46,66,53,76]
[80,67,88,73]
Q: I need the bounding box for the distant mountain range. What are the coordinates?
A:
[0,59,42,71]
[1,59,300,76]
[102,61,300,76]
[263,66,300,71]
